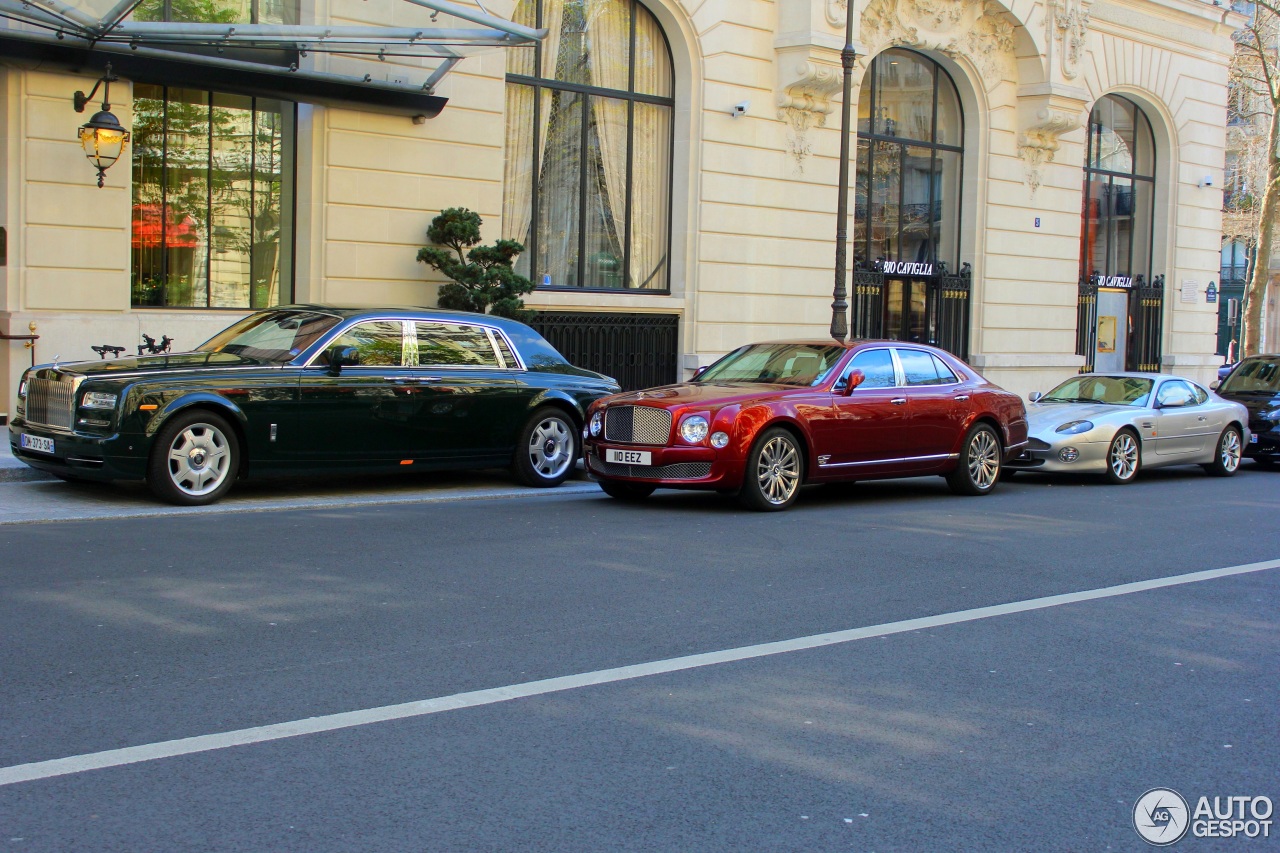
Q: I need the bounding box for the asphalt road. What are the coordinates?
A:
[0,466,1277,851]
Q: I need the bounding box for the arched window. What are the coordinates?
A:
[504,0,674,292]
[1080,95,1155,286]
[854,49,964,270]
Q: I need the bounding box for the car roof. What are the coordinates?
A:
[275,304,534,333]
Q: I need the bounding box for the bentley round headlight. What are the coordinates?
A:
[589,411,603,437]
[679,415,709,444]
[710,431,730,448]
[1055,420,1094,435]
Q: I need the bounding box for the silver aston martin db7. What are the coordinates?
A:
[1005,373,1250,483]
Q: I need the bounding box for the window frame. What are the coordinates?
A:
[1080,94,1157,286]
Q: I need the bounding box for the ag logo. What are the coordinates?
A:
[1134,788,1191,846]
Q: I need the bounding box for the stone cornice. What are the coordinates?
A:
[1090,0,1246,56]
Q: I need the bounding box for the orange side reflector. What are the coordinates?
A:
[139,404,159,411]
[400,460,413,466]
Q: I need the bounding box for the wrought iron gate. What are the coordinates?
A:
[850,261,972,361]
[1075,276,1099,372]
[1075,274,1164,373]
[528,311,679,392]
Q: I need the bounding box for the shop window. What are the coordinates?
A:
[1080,95,1155,286]
[504,0,674,292]
[131,86,295,309]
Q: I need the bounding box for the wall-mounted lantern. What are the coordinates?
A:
[73,63,130,188]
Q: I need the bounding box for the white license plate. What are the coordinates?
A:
[606,448,652,466]
[20,434,55,454]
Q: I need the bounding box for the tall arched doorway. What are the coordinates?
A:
[1077,94,1163,372]
[851,48,970,357]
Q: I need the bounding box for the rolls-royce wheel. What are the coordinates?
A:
[1202,426,1242,477]
[946,423,1002,496]
[513,407,578,487]
[598,479,656,501]
[738,427,803,512]
[147,410,239,506]
[1104,429,1141,485]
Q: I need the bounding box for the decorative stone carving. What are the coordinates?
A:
[1050,0,1090,80]
[825,0,848,29]
[776,52,843,171]
[862,0,1015,84]
[1016,84,1089,196]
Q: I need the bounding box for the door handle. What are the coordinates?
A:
[385,376,421,383]
[953,395,969,402]
[891,398,907,406]
[1197,416,1207,421]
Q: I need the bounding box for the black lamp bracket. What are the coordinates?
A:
[73,63,117,114]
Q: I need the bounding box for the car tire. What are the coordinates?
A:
[147,410,239,506]
[738,427,804,512]
[1103,429,1141,485]
[1202,426,1243,477]
[946,423,1002,496]
[598,479,656,501]
[513,407,578,488]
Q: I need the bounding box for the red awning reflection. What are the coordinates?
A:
[132,204,200,249]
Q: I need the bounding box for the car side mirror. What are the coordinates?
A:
[1029,391,1043,403]
[326,344,361,375]
[693,365,708,378]
[842,369,866,396]
[1210,380,1219,391]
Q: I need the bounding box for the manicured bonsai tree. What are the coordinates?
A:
[416,207,536,321]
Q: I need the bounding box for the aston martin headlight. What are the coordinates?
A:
[81,391,118,410]
[589,411,603,437]
[679,415,709,444]
[1055,420,1094,435]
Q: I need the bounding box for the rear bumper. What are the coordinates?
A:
[583,440,742,489]
[8,419,147,481]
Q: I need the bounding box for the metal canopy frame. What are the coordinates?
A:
[0,0,543,99]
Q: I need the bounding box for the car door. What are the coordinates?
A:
[895,348,969,463]
[404,321,523,463]
[1152,379,1210,457]
[295,319,412,463]
[816,347,910,472]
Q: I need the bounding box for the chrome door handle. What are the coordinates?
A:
[1197,416,1207,421]
[891,398,907,406]
[954,395,969,402]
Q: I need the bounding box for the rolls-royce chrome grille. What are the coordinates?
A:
[604,406,672,445]
[25,376,77,430]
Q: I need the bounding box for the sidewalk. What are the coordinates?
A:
[1,441,51,483]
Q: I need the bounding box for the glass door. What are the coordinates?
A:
[885,279,929,343]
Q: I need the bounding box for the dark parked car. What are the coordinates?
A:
[10,306,620,504]
[1214,354,1280,467]
[582,340,1028,511]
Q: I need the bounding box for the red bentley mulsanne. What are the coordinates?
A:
[583,341,1029,511]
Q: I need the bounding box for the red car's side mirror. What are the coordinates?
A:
[842,369,866,396]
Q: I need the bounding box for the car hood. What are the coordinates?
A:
[1216,389,1280,416]
[1027,401,1143,429]
[47,351,278,378]
[604,382,815,409]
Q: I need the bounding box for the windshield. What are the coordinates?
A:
[1041,375,1154,406]
[1220,356,1280,394]
[197,310,343,363]
[697,343,846,387]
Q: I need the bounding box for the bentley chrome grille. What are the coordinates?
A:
[603,406,672,445]
[25,375,77,430]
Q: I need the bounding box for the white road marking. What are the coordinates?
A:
[1,558,1276,787]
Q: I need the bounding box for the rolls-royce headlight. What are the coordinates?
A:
[17,378,27,398]
[1055,420,1094,435]
[679,415,709,444]
[589,411,603,437]
[81,391,119,410]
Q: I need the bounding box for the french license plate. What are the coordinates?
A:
[606,448,651,466]
[1251,434,1259,444]
[20,433,55,454]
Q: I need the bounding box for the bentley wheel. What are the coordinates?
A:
[738,427,803,512]
[946,423,1002,496]
[1203,426,1242,477]
[147,410,239,506]
[513,407,578,488]
[598,479,656,501]
[1104,429,1140,484]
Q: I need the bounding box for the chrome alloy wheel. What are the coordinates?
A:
[166,422,232,497]
[967,429,1000,491]
[755,434,801,505]
[527,415,574,480]
[1219,429,1242,473]
[1109,432,1139,481]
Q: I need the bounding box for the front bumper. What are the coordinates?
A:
[1004,436,1110,474]
[1244,422,1279,460]
[583,440,741,490]
[8,419,147,481]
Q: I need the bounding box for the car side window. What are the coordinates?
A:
[328,321,404,366]
[415,323,502,368]
[1156,380,1196,408]
[931,355,958,384]
[898,349,943,386]
[844,349,897,389]
[1190,384,1208,405]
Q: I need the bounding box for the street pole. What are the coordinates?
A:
[830,5,857,342]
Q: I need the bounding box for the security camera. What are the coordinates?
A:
[731,101,750,118]
[1198,175,1214,188]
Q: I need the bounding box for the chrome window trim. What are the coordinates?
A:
[839,346,902,391]
[301,316,527,371]
[892,347,964,388]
